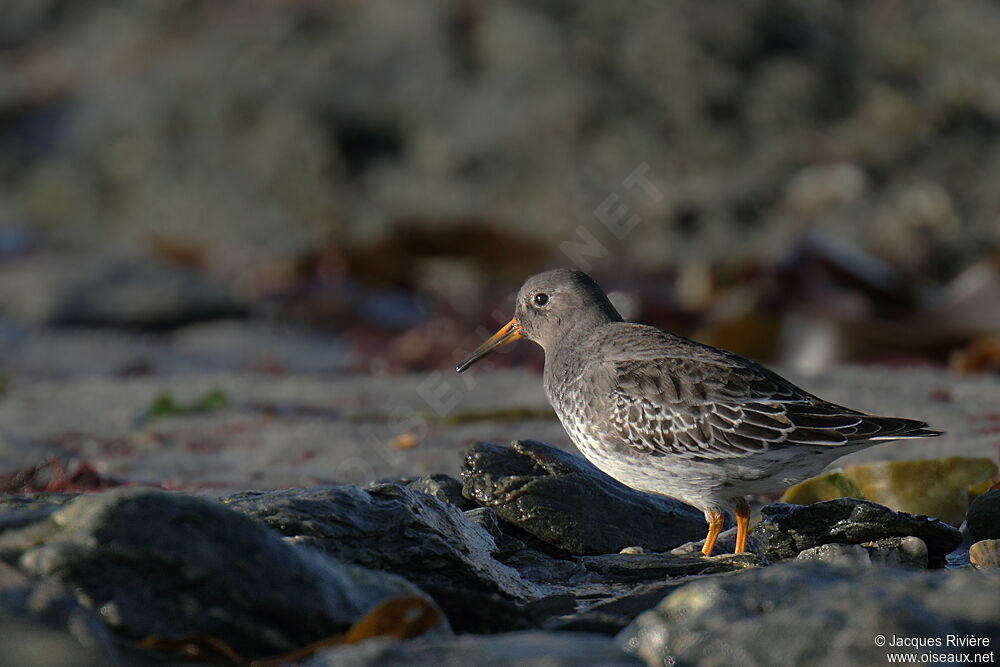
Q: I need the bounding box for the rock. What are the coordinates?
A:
[307,630,641,666]
[966,490,1000,542]
[782,457,999,526]
[0,488,440,658]
[578,552,762,583]
[523,551,762,635]
[406,473,475,510]
[463,507,526,558]
[0,612,119,667]
[796,536,928,568]
[499,548,584,590]
[0,561,124,666]
[619,562,1000,666]
[0,493,80,536]
[751,499,962,566]
[669,526,758,557]
[0,252,246,329]
[223,483,541,632]
[545,580,690,635]
[461,441,705,555]
[969,540,1000,569]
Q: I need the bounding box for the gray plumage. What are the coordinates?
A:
[459,268,941,551]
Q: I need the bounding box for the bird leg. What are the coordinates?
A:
[701,510,725,556]
[734,498,750,554]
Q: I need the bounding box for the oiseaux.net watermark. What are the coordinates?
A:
[876,633,994,664]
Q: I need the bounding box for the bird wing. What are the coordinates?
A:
[598,352,930,461]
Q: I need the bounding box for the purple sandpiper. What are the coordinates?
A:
[457,269,941,555]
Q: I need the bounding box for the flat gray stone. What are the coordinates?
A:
[579,552,763,583]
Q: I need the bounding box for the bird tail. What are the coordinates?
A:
[862,417,942,441]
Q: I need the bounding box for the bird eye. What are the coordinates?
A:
[533,293,549,307]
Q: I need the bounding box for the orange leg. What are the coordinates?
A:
[701,510,725,556]
[734,499,750,554]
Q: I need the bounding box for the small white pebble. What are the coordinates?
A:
[619,545,646,554]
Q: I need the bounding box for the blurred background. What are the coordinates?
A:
[3,0,1000,379]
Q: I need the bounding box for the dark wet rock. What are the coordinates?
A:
[751,499,962,566]
[579,552,762,583]
[0,488,438,657]
[308,630,641,666]
[619,562,1000,666]
[461,441,705,555]
[546,580,692,636]
[544,553,762,636]
[0,252,246,329]
[224,483,541,632]
[796,536,929,568]
[501,548,583,587]
[406,473,474,510]
[463,507,526,558]
[966,490,1000,542]
[505,549,758,634]
[224,483,536,598]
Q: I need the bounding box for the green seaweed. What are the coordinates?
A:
[136,387,229,425]
[826,471,866,499]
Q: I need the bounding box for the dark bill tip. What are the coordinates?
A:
[455,317,524,373]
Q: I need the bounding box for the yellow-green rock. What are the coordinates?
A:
[781,457,998,526]
[969,539,1000,569]
[778,470,865,505]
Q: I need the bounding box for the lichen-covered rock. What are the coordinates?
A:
[781,457,998,526]
[461,440,705,555]
[969,540,1000,569]
[751,498,961,566]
